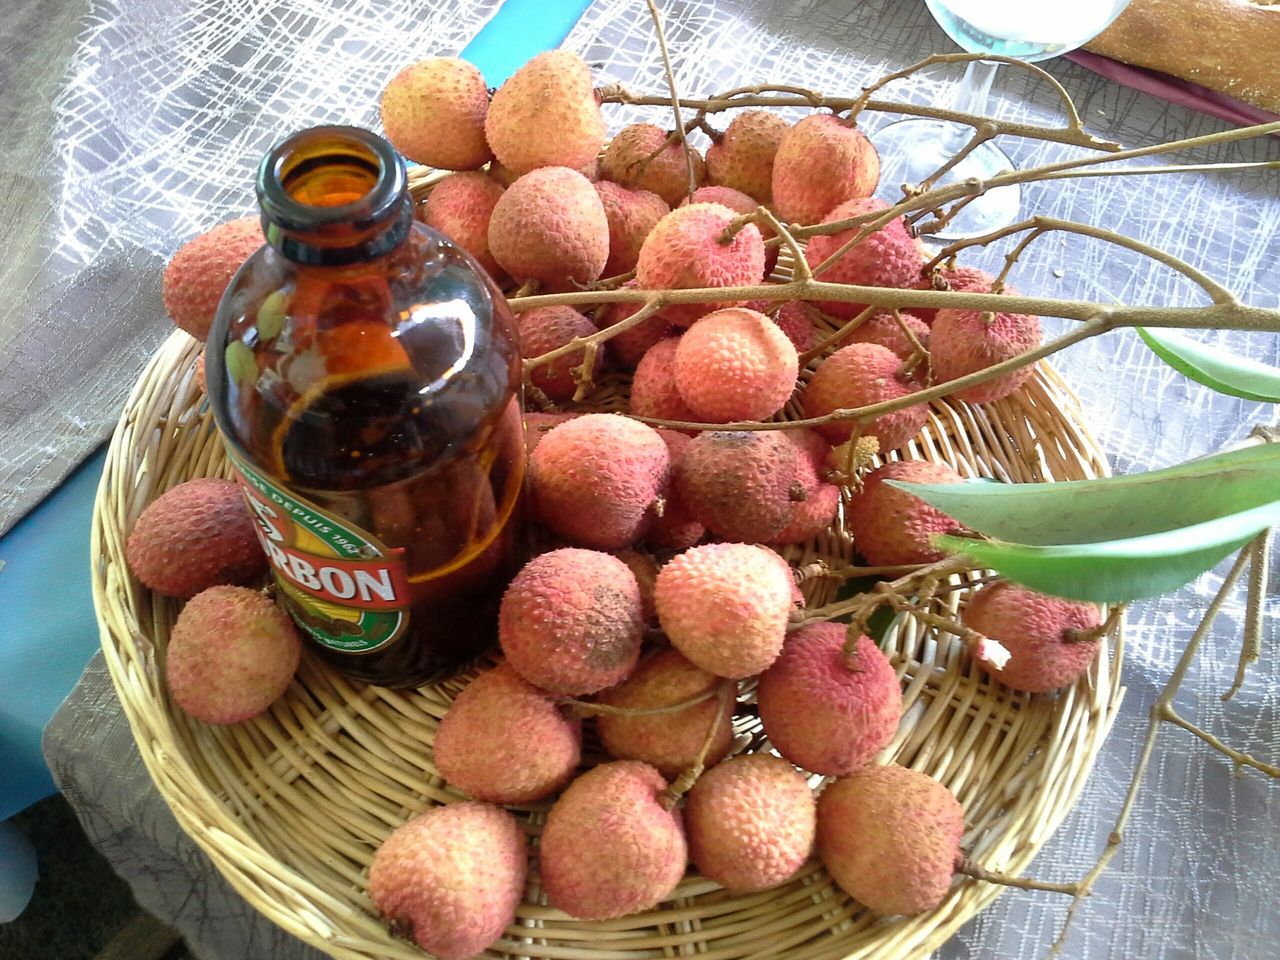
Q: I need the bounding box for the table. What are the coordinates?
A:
[10,0,1280,958]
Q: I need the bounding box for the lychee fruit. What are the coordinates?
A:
[757,624,902,776]
[488,167,609,291]
[801,342,928,451]
[706,109,789,204]
[518,305,602,402]
[680,185,777,275]
[770,433,841,545]
[594,181,670,277]
[499,548,644,695]
[600,123,705,207]
[434,663,582,804]
[817,765,964,916]
[912,265,994,324]
[686,753,815,893]
[647,430,705,551]
[804,198,926,320]
[539,761,687,920]
[485,50,605,177]
[635,203,766,328]
[962,581,1102,692]
[673,307,798,423]
[380,57,492,171]
[368,802,526,960]
[655,542,794,679]
[629,337,699,424]
[772,115,880,225]
[523,412,578,458]
[597,648,734,777]
[930,300,1042,404]
[598,289,675,369]
[672,430,808,542]
[165,585,300,724]
[530,414,670,549]
[163,218,261,340]
[772,301,822,355]
[613,548,660,624]
[422,171,505,276]
[846,460,964,565]
[848,311,930,364]
[126,478,267,599]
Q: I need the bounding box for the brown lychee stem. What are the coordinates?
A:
[523,298,665,376]
[991,227,1048,293]
[524,383,557,412]
[644,0,700,204]
[792,560,830,584]
[1047,546,1266,957]
[955,856,1079,895]
[658,680,736,809]
[1223,529,1270,701]
[916,124,999,196]
[570,342,600,402]
[590,269,637,291]
[512,280,539,298]
[892,309,931,381]
[1063,604,1124,645]
[560,688,718,719]
[759,207,812,282]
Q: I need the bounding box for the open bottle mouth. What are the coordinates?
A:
[257,126,411,265]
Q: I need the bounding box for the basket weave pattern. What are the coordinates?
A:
[93,252,1121,957]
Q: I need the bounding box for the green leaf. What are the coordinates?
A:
[1137,327,1280,403]
[888,443,1280,545]
[933,499,1280,602]
[256,290,290,340]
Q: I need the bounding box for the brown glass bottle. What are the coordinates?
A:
[206,126,525,688]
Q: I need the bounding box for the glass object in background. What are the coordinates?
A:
[873,0,1132,239]
[207,126,526,689]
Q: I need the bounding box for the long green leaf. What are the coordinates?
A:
[888,442,1280,545]
[933,500,1280,602]
[1137,327,1280,403]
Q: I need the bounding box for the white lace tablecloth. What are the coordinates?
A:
[39,2,1279,959]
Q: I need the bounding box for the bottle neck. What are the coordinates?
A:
[256,126,411,267]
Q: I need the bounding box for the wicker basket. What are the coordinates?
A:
[92,243,1122,958]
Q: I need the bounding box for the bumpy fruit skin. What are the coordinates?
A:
[680,185,777,275]
[523,412,578,459]
[600,122,706,207]
[613,548,660,624]
[673,431,806,542]
[380,57,492,170]
[770,432,840,545]
[758,624,902,776]
[848,311,930,364]
[540,761,687,920]
[485,50,605,177]
[499,548,644,695]
[530,414,670,549]
[804,198,925,320]
[772,115,880,225]
[962,581,1102,692]
[912,265,994,324]
[518,305,602,402]
[656,543,794,679]
[423,172,505,276]
[672,433,780,535]
[166,585,300,724]
[599,289,676,369]
[126,478,267,598]
[847,460,963,565]
[686,753,815,893]
[163,218,261,340]
[595,181,671,277]
[772,301,822,355]
[647,430,705,551]
[706,109,789,204]
[930,302,1042,404]
[630,337,699,424]
[434,663,582,804]
[368,802,526,960]
[597,648,733,776]
[802,342,927,451]
[817,765,964,916]
[488,167,609,291]
[674,308,798,423]
[635,203,766,328]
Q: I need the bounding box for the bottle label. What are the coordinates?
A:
[229,452,411,654]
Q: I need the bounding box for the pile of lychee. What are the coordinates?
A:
[138,48,1111,960]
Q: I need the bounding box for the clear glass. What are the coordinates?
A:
[874,0,1132,239]
[207,126,526,689]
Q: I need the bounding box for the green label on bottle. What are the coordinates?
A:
[229,452,410,654]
